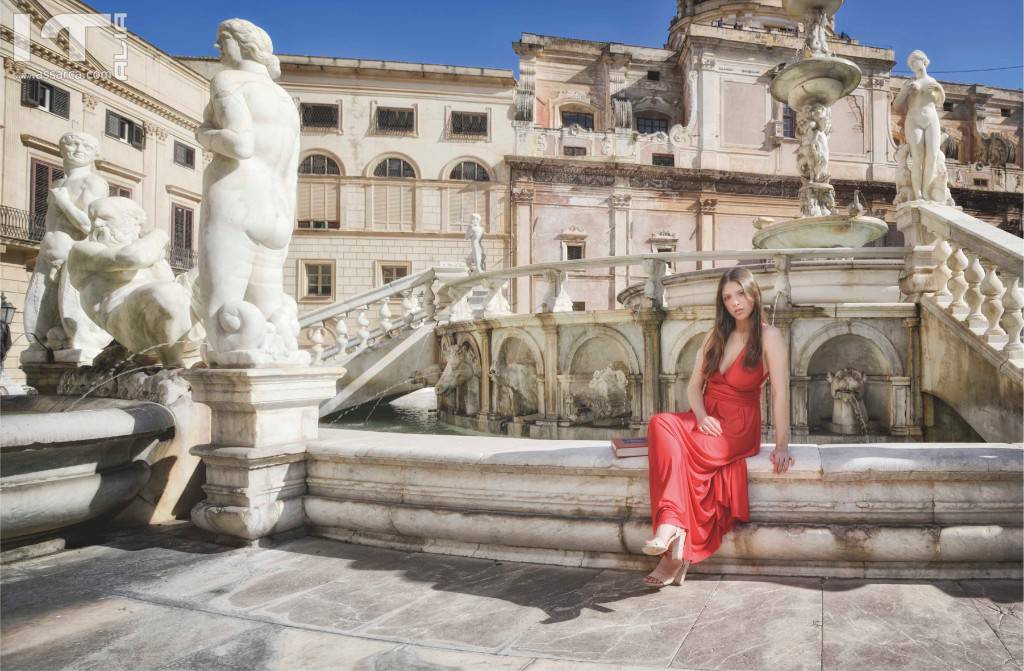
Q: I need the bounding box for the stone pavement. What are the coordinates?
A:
[1,526,1020,671]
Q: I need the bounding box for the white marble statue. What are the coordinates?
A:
[195,18,307,367]
[827,367,869,434]
[464,213,486,273]
[893,50,954,205]
[22,132,112,363]
[68,197,198,367]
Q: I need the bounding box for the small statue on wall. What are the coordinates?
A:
[465,213,486,273]
[68,197,200,367]
[22,132,112,364]
[195,18,307,366]
[566,364,631,424]
[825,367,870,435]
[893,50,955,206]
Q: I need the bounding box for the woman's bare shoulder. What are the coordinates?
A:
[760,324,784,347]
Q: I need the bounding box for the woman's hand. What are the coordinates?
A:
[769,446,794,474]
[697,415,722,437]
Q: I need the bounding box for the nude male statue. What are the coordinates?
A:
[195,18,306,366]
[68,197,196,367]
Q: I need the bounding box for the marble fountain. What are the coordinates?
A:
[3,12,1021,579]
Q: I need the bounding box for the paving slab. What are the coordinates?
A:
[2,528,1021,671]
[670,576,823,671]
[507,570,719,667]
[822,579,1020,671]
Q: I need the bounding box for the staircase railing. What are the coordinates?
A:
[898,202,1024,367]
[298,266,467,363]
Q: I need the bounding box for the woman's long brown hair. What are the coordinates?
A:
[701,267,765,379]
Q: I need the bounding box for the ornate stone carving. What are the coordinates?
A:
[82,94,98,111]
[195,19,308,367]
[489,362,539,417]
[610,193,632,209]
[143,120,167,142]
[557,223,588,240]
[565,365,630,424]
[21,132,111,366]
[825,367,871,435]
[435,336,480,416]
[511,187,535,204]
[893,50,954,205]
[68,197,200,366]
[533,168,615,187]
[796,102,835,216]
[3,57,26,79]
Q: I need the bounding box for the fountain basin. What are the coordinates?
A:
[1,395,176,545]
[770,56,861,108]
[305,429,1023,578]
[752,214,889,249]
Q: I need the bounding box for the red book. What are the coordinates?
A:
[611,437,648,458]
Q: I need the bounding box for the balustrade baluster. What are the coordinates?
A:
[401,290,417,327]
[356,307,371,347]
[421,283,437,321]
[963,252,986,331]
[930,233,953,302]
[379,299,394,334]
[333,314,350,352]
[945,242,969,317]
[542,269,573,313]
[481,279,512,318]
[1000,274,1024,362]
[979,263,1006,345]
[308,323,325,365]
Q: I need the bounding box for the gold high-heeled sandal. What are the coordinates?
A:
[642,537,691,588]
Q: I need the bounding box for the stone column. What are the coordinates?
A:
[790,375,811,437]
[609,193,631,306]
[698,197,716,270]
[695,50,721,170]
[901,316,924,437]
[638,310,663,421]
[532,315,561,438]
[185,366,344,543]
[477,328,493,422]
[512,185,535,313]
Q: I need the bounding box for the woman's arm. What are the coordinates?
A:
[763,327,792,473]
[196,87,255,160]
[687,331,723,436]
[892,80,914,114]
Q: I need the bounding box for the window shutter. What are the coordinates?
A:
[32,162,51,220]
[106,111,120,137]
[51,86,70,118]
[21,78,42,107]
[130,122,146,149]
[310,183,327,220]
[297,182,313,222]
[387,186,401,231]
[372,184,388,228]
[401,186,413,230]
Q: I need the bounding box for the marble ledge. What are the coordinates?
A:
[308,430,1022,482]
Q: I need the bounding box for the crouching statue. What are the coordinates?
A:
[68,197,200,366]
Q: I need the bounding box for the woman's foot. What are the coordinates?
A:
[642,553,691,588]
[642,524,686,556]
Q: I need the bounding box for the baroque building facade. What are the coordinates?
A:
[1,0,208,379]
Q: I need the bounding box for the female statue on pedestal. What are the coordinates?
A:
[893,50,950,204]
[196,18,307,366]
[22,132,111,364]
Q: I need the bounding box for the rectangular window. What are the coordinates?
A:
[450,111,488,137]
[297,219,340,230]
[563,146,587,157]
[636,116,668,135]
[173,141,195,168]
[376,107,415,134]
[561,111,594,130]
[21,78,70,118]
[172,204,194,250]
[782,105,797,139]
[1001,108,1012,117]
[973,178,989,187]
[572,301,586,312]
[301,103,340,129]
[646,70,661,81]
[652,153,674,167]
[30,159,64,224]
[380,262,411,286]
[297,181,340,229]
[565,243,584,260]
[943,102,954,112]
[108,184,132,198]
[105,110,145,149]
[304,262,333,298]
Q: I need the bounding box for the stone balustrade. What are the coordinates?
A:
[898,202,1024,368]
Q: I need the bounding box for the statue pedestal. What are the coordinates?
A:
[22,361,79,395]
[184,366,344,544]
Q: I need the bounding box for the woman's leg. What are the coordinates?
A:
[647,412,689,535]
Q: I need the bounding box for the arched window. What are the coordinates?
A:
[449,161,490,182]
[299,154,341,175]
[373,157,415,178]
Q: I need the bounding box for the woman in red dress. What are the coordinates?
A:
[642,267,792,587]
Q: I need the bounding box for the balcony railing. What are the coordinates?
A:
[167,245,197,273]
[0,205,46,245]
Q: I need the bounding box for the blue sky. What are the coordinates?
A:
[95,0,1022,89]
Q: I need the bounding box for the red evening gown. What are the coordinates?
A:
[647,338,768,563]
